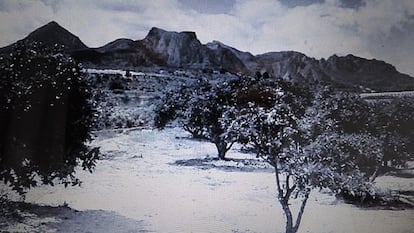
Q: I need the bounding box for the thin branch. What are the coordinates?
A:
[274,162,284,200]
[225,141,236,152]
[286,174,290,191]
[284,175,291,201]
[369,167,379,183]
[284,184,296,201]
[293,190,310,232]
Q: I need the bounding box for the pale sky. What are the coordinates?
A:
[0,0,413,76]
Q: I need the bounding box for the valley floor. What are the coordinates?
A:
[2,128,414,233]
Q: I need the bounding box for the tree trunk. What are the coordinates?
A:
[215,142,227,160]
[281,201,295,233]
[273,162,310,233]
[279,192,310,233]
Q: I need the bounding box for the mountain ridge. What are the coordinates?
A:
[1,21,413,92]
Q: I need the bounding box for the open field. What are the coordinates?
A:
[3,128,409,233]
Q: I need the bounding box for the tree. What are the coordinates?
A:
[325,93,414,175]
[369,98,414,171]
[0,41,99,195]
[155,77,242,160]
[310,90,384,182]
[236,81,383,233]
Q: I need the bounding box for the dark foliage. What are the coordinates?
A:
[369,98,414,170]
[108,76,127,91]
[0,41,99,195]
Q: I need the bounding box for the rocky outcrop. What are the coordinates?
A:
[71,26,250,72]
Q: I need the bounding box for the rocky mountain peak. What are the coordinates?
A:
[25,21,87,50]
[144,27,199,45]
[145,27,167,39]
[140,27,205,67]
[206,40,226,50]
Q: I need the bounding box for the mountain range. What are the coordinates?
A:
[1,21,414,92]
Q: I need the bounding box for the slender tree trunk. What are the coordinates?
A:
[293,192,310,232]
[279,196,309,233]
[281,201,294,233]
[274,167,310,233]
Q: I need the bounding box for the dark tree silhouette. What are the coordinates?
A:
[0,41,99,195]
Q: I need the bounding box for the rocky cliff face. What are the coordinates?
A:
[141,27,207,67]
[206,40,256,72]
[2,21,414,92]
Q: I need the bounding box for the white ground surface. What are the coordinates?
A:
[24,128,414,233]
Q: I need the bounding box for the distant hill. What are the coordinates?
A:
[0,21,87,53]
[320,54,414,92]
[1,21,414,92]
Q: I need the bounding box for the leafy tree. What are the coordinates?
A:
[236,82,383,233]
[325,93,414,174]
[310,90,384,179]
[154,80,204,137]
[155,78,241,159]
[369,98,414,171]
[0,41,99,195]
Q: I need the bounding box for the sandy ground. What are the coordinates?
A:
[0,202,148,233]
[2,128,414,233]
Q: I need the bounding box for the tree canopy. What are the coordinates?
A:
[369,98,414,170]
[155,78,241,159]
